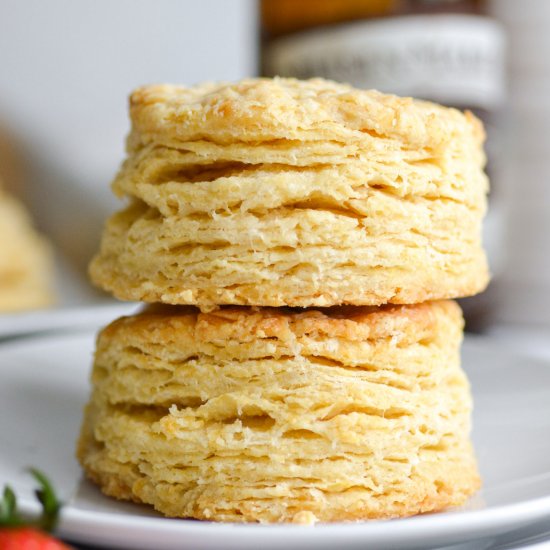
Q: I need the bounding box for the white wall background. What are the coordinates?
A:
[0,0,257,282]
[489,0,550,328]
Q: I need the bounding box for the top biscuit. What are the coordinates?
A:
[91,78,489,308]
[128,77,484,150]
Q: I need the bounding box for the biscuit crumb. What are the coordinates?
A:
[292,511,318,525]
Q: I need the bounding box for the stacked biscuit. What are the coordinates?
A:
[0,184,53,311]
[78,78,488,523]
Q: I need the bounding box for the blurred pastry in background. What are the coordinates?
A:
[0,185,54,312]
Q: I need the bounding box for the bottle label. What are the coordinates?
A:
[264,14,506,109]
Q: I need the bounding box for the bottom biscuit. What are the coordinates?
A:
[77,301,480,522]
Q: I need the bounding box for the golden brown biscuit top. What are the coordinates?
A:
[101,301,462,347]
[128,77,484,149]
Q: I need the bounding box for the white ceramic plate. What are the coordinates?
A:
[0,302,140,340]
[0,303,137,339]
[1,330,550,550]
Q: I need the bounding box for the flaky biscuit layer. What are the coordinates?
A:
[126,78,485,150]
[90,78,489,307]
[78,301,480,522]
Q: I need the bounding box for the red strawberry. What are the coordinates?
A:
[0,469,71,549]
[0,526,71,549]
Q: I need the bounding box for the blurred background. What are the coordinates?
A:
[0,0,547,332]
